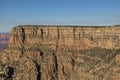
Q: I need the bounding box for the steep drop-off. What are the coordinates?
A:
[0,25,120,80]
[9,25,120,50]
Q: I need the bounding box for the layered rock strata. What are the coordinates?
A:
[0,25,120,80]
[9,25,120,50]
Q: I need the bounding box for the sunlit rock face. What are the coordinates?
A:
[9,25,120,50]
[0,25,120,80]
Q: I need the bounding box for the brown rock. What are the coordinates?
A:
[8,25,120,50]
[0,25,120,80]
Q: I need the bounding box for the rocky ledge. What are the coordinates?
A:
[0,25,120,80]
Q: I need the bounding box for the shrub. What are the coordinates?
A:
[0,74,5,78]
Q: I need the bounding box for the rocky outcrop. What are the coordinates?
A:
[9,25,120,50]
[0,25,120,80]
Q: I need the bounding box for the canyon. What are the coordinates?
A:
[0,25,120,80]
[0,33,9,51]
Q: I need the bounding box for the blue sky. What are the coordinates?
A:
[0,0,120,32]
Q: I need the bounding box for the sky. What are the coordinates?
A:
[0,0,120,32]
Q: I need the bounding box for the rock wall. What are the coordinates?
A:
[0,25,120,80]
[9,25,120,50]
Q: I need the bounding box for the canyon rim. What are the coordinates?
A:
[0,25,120,80]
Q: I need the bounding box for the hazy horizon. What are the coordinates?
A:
[0,0,120,32]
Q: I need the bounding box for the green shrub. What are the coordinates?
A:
[0,74,5,78]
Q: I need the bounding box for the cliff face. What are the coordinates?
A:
[9,25,120,50]
[0,25,120,80]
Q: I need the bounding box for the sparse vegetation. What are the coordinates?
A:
[1,26,120,80]
[0,74,5,78]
